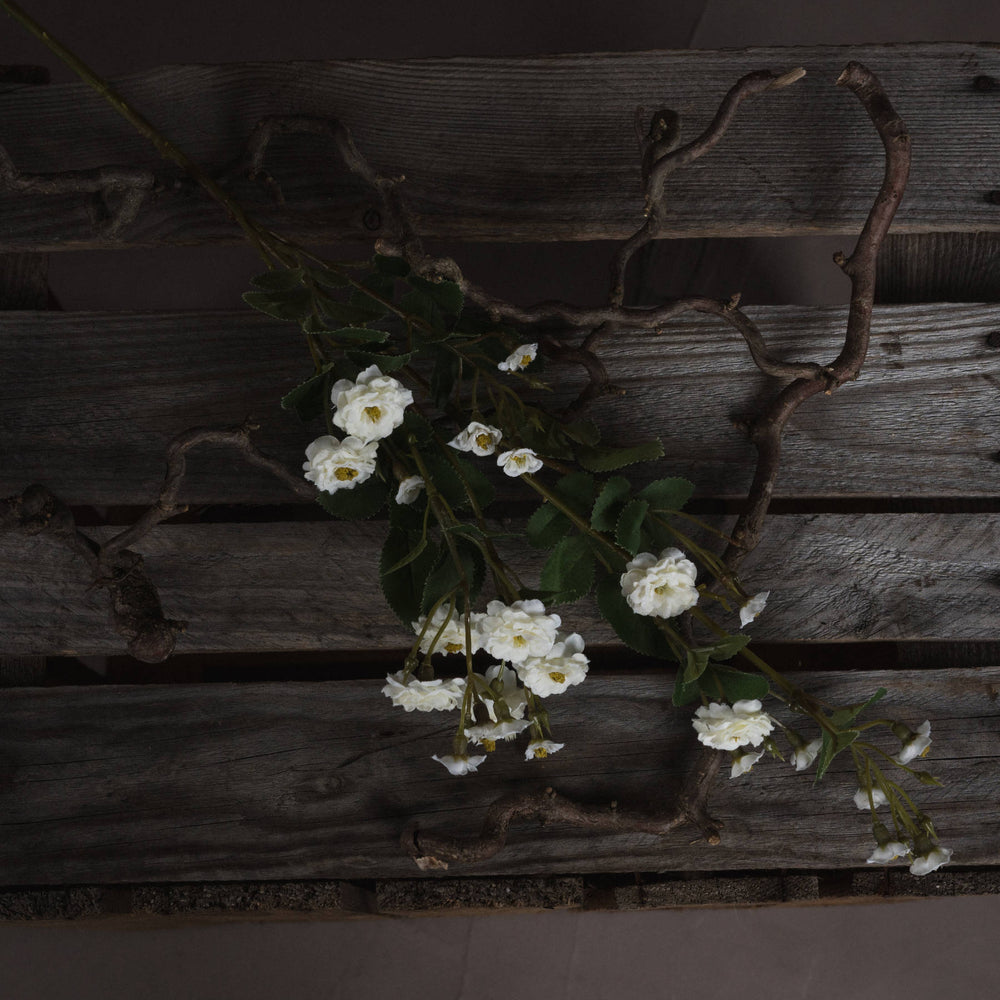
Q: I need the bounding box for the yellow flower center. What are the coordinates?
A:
[519,354,532,367]
[533,745,549,759]
[482,738,496,753]
[654,584,671,596]
[548,670,566,684]
[363,405,382,422]
[475,433,493,450]
[512,635,527,648]
[444,641,463,654]
[513,454,527,467]
[335,467,359,481]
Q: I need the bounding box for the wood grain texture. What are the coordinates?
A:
[0,669,994,884]
[2,302,999,505]
[0,513,997,656]
[1,45,998,249]
[877,233,1000,303]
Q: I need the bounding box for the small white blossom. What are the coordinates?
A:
[303,434,378,493]
[497,448,543,477]
[526,740,564,760]
[867,840,910,865]
[478,664,528,721]
[478,599,561,664]
[791,738,823,772]
[448,421,503,456]
[909,845,953,876]
[498,343,538,372]
[853,786,889,811]
[465,717,532,748]
[739,591,770,628]
[693,700,774,751]
[894,720,932,765]
[431,753,487,776]
[395,475,424,505]
[381,671,466,712]
[620,548,699,619]
[331,364,413,443]
[412,608,483,656]
[730,748,764,778]
[515,633,589,697]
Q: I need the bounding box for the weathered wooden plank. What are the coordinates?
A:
[0,45,998,249]
[0,513,997,656]
[2,303,999,505]
[0,669,993,884]
[877,233,1000,303]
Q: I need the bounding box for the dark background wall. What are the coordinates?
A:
[3,2,1000,997]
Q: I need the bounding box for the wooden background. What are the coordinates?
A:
[1,44,999,919]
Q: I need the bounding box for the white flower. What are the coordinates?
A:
[381,671,466,712]
[303,434,378,493]
[867,840,910,864]
[465,717,532,748]
[448,421,503,456]
[478,599,561,664]
[894,720,932,765]
[620,548,699,619]
[412,608,483,656]
[730,748,764,778]
[498,343,538,372]
[692,700,774,751]
[739,591,770,628]
[526,740,564,760]
[478,664,527,721]
[331,364,413,443]
[431,753,487,776]
[515,633,589,696]
[791,738,823,772]
[395,475,424,504]
[909,845,953,876]
[497,448,543,477]
[853,786,889,811]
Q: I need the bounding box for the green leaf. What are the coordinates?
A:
[420,539,486,615]
[314,476,388,520]
[400,288,445,333]
[280,369,329,422]
[408,275,464,316]
[526,502,572,549]
[380,528,439,625]
[576,439,664,473]
[349,273,396,317]
[450,453,495,511]
[553,472,595,517]
[345,350,414,372]
[305,266,349,291]
[672,671,702,707]
[709,664,770,704]
[540,535,596,604]
[707,634,751,662]
[814,728,861,782]
[421,450,493,512]
[302,317,389,345]
[615,499,649,556]
[562,419,601,447]
[317,298,384,327]
[596,574,670,659]
[402,408,435,445]
[374,254,410,277]
[243,288,312,322]
[639,477,695,512]
[829,688,887,729]
[429,346,460,408]
[591,476,631,531]
[250,267,305,292]
[382,535,428,575]
[683,647,711,684]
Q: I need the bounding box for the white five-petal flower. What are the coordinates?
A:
[330,364,413,443]
[464,717,533,747]
[620,548,699,619]
[894,720,932,765]
[448,421,503,456]
[525,740,565,760]
[730,748,764,778]
[739,591,770,628]
[515,633,589,697]
[909,845,953,876]
[693,700,774,751]
[853,785,890,811]
[478,599,561,664]
[791,738,823,772]
[412,608,483,656]
[303,434,378,493]
[498,343,538,372]
[497,448,543,477]
[431,753,487,776]
[381,671,466,712]
[477,664,528,721]
[395,475,424,505]
[867,840,911,865]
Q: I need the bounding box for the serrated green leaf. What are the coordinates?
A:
[400,288,445,333]
[596,574,670,659]
[672,671,702,707]
[382,534,428,575]
[280,369,329,422]
[562,419,601,447]
[305,266,349,291]
[829,688,887,729]
[576,439,664,473]
[707,634,751,662]
[814,728,860,782]
[408,275,464,316]
[639,476,695,512]
[402,408,435,445]
[615,498,649,556]
[302,317,390,345]
[250,267,305,292]
[708,664,770,704]
[540,535,596,604]
[526,502,572,549]
[553,472,595,517]
[380,528,439,625]
[374,254,410,277]
[427,345,459,408]
[345,349,414,372]
[591,476,631,531]
[317,298,384,327]
[243,288,313,322]
[683,647,711,684]
[420,539,485,615]
[421,450,492,512]
[449,452,495,511]
[314,476,388,520]
[350,273,395,316]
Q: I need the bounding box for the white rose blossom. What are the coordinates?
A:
[330,364,413,443]
[620,548,699,619]
[853,785,889,811]
[302,434,378,493]
[431,753,487,776]
[478,599,561,664]
[381,671,466,712]
[526,740,564,760]
[730,748,764,778]
[791,738,823,772]
[464,717,533,748]
[497,448,544,477]
[515,633,589,697]
[395,475,424,505]
[498,342,538,372]
[909,844,953,876]
[412,608,483,656]
[894,720,932,765]
[477,664,528,721]
[867,840,911,865]
[448,421,503,456]
[692,700,774,751]
[739,591,770,628]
